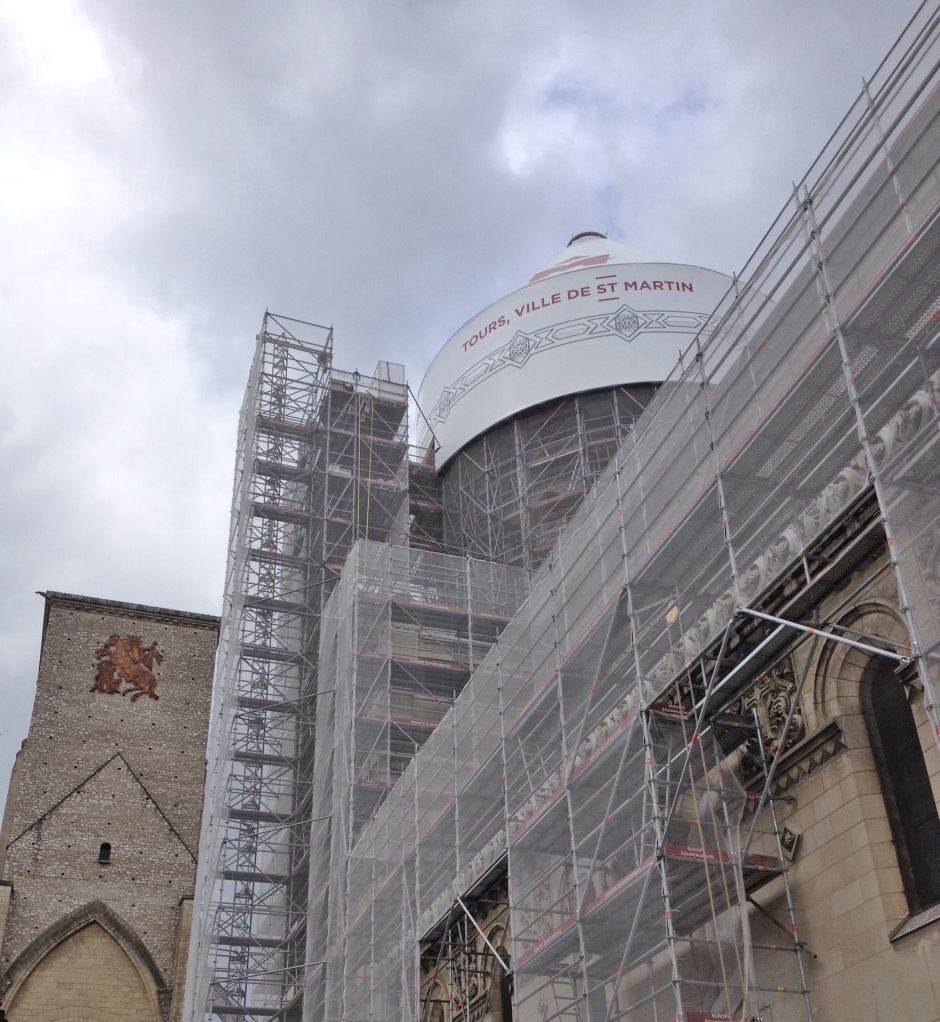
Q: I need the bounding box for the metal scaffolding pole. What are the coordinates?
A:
[309,8,940,1021]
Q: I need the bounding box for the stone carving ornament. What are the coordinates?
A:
[92,634,162,701]
[731,658,805,782]
[647,365,940,688]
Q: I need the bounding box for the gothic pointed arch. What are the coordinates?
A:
[0,900,167,1022]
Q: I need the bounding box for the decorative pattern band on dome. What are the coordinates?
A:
[429,304,719,425]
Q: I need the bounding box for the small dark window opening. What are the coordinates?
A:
[98,842,112,864]
[862,658,940,914]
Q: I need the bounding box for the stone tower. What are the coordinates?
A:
[0,592,219,1022]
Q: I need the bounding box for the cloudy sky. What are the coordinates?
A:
[0,0,923,811]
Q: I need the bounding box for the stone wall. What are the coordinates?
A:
[0,592,218,1022]
[746,562,940,1021]
[10,918,159,1022]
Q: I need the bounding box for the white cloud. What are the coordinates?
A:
[0,0,109,88]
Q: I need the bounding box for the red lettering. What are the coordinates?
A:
[624,281,638,290]
[462,315,510,344]
[551,293,561,304]
[528,253,610,283]
[652,281,664,291]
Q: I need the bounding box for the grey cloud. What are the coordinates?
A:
[0,0,921,815]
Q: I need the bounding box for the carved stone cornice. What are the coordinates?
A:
[746,719,847,796]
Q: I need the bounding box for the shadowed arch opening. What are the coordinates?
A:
[861,657,940,914]
[485,926,512,1022]
[422,980,447,1022]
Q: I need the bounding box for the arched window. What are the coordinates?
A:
[97,842,112,863]
[422,981,447,1022]
[485,928,512,1022]
[862,658,940,914]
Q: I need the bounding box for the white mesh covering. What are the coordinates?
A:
[301,9,940,1020]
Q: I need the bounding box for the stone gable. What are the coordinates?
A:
[2,754,196,978]
[7,594,217,854]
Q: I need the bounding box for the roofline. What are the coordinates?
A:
[37,590,221,628]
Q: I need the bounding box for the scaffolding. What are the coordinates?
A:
[441,386,657,570]
[306,5,940,1020]
[186,315,411,1022]
[408,456,446,555]
[306,543,530,1022]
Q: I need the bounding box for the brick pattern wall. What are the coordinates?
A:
[0,594,218,1022]
[9,920,157,1022]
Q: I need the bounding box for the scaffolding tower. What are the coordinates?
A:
[306,5,940,1020]
[186,315,411,1022]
